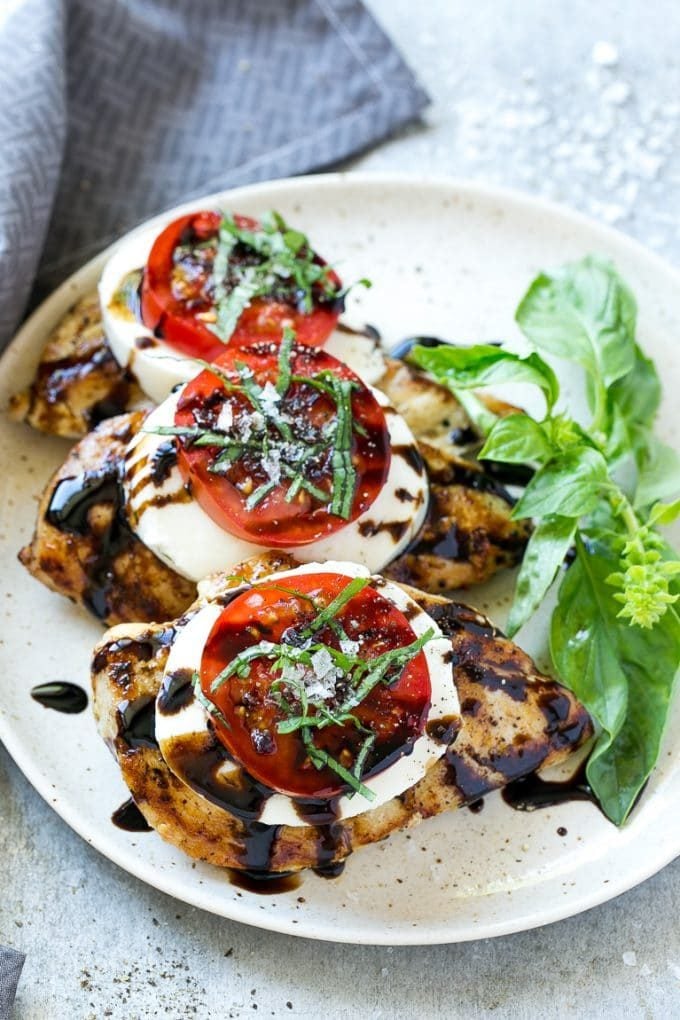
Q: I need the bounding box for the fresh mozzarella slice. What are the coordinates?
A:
[324,324,387,386]
[98,223,195,404]
[122,387,428,582]
[155,562,459,827]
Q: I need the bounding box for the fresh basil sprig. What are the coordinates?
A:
[409,255,680,825]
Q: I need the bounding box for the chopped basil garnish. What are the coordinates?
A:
[208,211,342,344]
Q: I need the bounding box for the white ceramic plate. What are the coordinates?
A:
[1,174,679,945]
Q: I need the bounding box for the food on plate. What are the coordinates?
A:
[10,195,677,840]
[8,292,150,438]
[92,554,591,875]
[19,339,529,625]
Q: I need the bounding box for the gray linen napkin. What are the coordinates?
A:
[0,946,24,1020]
[0,0,429,350]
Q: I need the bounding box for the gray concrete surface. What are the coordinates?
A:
[2,2,679,1016]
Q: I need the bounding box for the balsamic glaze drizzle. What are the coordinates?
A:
[501,761,597,812]
[30,682,88,714]
[112,797,152,832]
[45,466,133,620]
[149,440,178,486]
[228,870,301,895]
[117,697,158,749]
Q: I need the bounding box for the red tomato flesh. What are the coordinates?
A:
[140,210,342,359]
[174,343,390,547]
[200,572,431,799]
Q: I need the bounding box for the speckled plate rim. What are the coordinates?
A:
[1,172,679,945]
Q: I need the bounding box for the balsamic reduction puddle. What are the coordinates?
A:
[35,340,135,426]
[479,458,535,489]
[228,869,301,895]
[228,857,345,892]
[501,760,598,813]
[31,682,88,714]
[46,470,120,534]
[426,600,502,641]
[313,860,346,879]
[391,443,425,478]
[390,335,446,361]
[112,797,152,832]
[335,321,381,343]
[358,518,410,543]
[158,712,352,879]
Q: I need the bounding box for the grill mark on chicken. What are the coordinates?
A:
[8,292,149,438]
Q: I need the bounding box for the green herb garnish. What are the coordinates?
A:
[409,255,680,826]
[208,211,343,343]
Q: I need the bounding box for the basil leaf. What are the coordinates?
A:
[214,264,260,341]
[543,415,600,453]
[608,342,661,434]
[551,536,680,824]
[506,515,577,637]
[516,256,637,388]
[634,435,680,510]
[513,447,610,519]
[409,343,559,410]
[604,344,662,467]
[649,499,680,527]
[451,389,499,437]
[283,228,306,253]
[480,414,554,465]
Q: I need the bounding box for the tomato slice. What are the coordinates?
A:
[173,342,390,547]
[200,572,431,799]
[140,210,342,359]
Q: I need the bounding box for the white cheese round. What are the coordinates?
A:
[98,223,387,404]
[122,385,428,581]
[155,562,459,827]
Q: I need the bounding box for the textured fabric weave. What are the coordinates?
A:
[0,0,429,348]
[0,946,24,1020]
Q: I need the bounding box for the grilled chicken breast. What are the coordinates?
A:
[91,554,591,875]
[8,292,149,438]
